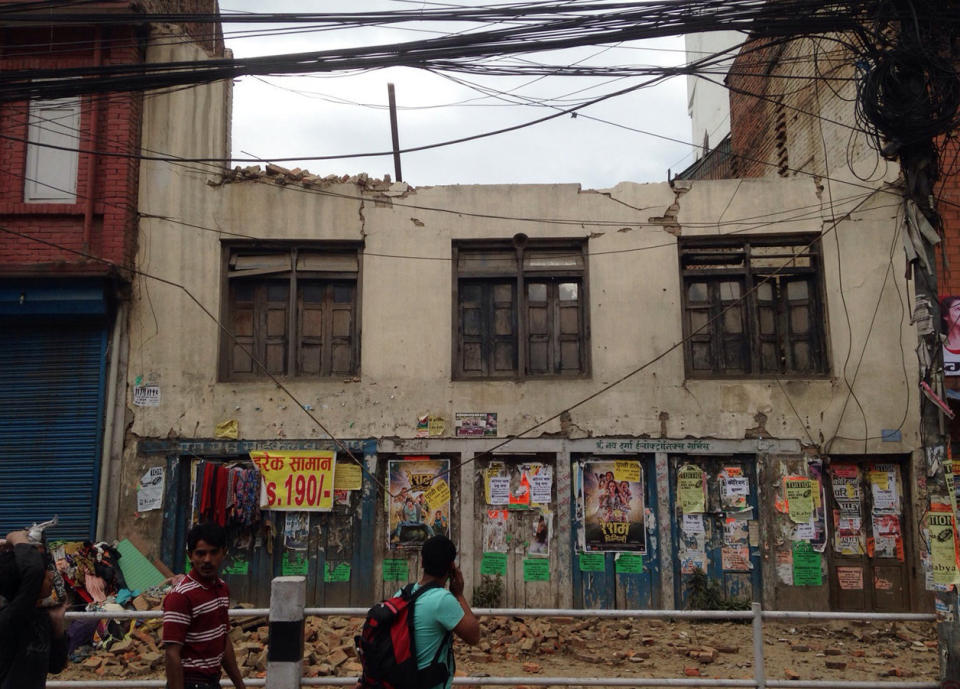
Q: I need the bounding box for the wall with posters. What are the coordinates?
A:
[130,438,377,607]
[121,111,928,610]
[373,455,461,601]
[572,457,660,610]
[763,454,928,613]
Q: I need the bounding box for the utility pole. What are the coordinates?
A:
[869,1,960,681]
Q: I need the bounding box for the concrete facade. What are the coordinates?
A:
[120,49,927,607]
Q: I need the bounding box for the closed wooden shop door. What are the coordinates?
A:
[669,455,762,608]
[474,455,558,608]
[826,460,911,612]
[571,455,660,609]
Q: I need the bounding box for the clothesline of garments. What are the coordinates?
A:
[192,461,262,528]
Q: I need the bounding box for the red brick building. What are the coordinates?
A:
[0,2,223,540]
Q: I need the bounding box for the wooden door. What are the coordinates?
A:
[473,455,559,608]
[571,455,660,609]
[827,461,911,611]
[670,455,762,607]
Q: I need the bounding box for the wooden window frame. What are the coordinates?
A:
[218,241,362,381]
[679,234,829,378]
[452,239,590,380]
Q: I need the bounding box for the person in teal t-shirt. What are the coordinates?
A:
[398,536,480,689]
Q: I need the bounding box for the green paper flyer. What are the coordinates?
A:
[792,541,822,586]
[481,552,508,576]
[282,553,308,576]
[615,552,644,574]
[223,559,249,575]
[578,553,605,572]
[523,558,550,582]
[382,558,409,582]
[324,561,351,583]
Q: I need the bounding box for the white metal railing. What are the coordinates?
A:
[48,601,939,689]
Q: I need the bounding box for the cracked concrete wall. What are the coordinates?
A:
[127,171,917,458]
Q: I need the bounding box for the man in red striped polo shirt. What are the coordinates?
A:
[162,523,246,689]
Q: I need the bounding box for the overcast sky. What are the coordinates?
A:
[220,1,696,189]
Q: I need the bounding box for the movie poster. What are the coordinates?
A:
[387,458,451,549]
[581,460,645,553]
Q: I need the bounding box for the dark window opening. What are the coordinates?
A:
[454,241,588,379]
[221,244,360,379]
[680,236,827,377]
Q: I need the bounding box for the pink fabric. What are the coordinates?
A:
[84,574,107,603]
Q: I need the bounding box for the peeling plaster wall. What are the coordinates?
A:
[127,168,918,455]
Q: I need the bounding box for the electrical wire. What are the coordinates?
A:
[0,0,885,102]
[0,185,885,498]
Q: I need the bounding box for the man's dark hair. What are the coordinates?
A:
[422,535,456,578]
[942,295,960,333]
[0,550,19,600]
[186,522,227,552]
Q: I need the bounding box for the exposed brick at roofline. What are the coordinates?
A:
[724,35,960,299]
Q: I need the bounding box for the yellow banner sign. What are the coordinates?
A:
[250,450,336,511]
[928,511,960,585]
[614,461,641,483]
[424,478,451,514]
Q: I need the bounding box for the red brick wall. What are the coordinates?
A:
[937,137,960,297]
[726,39,785,179]
[0,26,144,276]
[726,36,960,301]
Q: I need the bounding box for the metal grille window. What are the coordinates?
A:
[220,244,360,379]
[680,236,827,377]
[453,240,588,379]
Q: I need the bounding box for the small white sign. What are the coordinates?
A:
[530,471,553,504]
[682,514,704,534]
[133,384,161,407]
[488,476,510,505]
[137,466,164,512]
[724,477,750,496]
[795,519,815,540]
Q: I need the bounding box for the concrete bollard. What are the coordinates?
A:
[265,576,306,689]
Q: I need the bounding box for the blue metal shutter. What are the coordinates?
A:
[0,321,107,540]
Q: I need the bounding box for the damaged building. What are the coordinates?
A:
[0,8,935,616]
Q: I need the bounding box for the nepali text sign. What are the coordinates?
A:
[251,450,336,511]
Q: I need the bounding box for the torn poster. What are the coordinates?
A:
[869,467,899,513]
[681,551,708,574]
[784,477,814,524]
[677,464,706,514]
[837,566,863,590]
[283,511,309,551]
[723,518,749,546]
[722,545,751,571]
[483,509,508,553]
[528,510,552,557]
[137,467,164,512]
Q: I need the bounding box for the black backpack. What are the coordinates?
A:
[355,582,452,689]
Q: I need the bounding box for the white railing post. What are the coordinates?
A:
[265,576,306,689]
[752,602,766,689]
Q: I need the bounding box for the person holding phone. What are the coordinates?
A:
[404,536,480,689]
